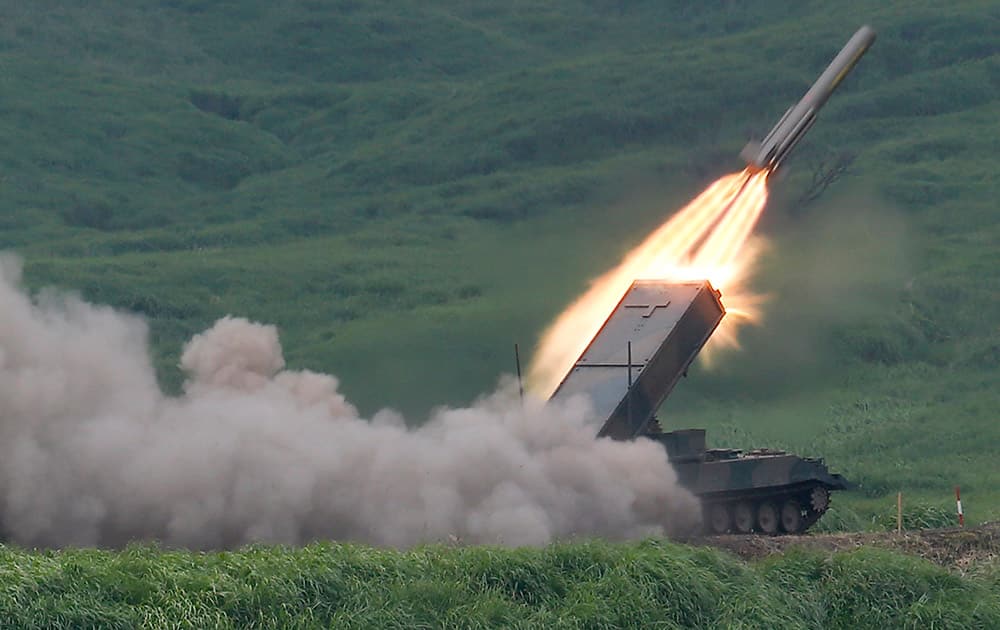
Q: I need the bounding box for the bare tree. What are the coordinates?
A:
[795,150,857,209]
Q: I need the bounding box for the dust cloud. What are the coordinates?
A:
[0,256,698,549]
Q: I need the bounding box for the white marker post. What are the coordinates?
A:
[955,486,964,528]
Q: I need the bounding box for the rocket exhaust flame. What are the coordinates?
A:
[528,169,771,396]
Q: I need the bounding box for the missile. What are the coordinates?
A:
[741,25,876,173]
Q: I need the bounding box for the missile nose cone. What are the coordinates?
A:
[857,25,877,42]
[850,25,877,54]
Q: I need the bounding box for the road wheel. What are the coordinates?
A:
[810,487,830,513]
[757,501,779,535]
[733,502,754,534]
[781,500,804,533]
[707,504,731,535]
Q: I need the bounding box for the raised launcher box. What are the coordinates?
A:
[548,280,725,441]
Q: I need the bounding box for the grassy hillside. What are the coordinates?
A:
[2,0,999,530]
[1,540,998,629]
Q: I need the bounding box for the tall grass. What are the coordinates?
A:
[0,541,996,629]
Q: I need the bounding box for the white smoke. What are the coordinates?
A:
[0,256,699,549]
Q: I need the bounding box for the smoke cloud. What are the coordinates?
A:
[679,189,914,401]
[0,256,698,549]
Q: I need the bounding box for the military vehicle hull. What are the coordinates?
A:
[649,428,850,534]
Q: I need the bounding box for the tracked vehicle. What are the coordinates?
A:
[548,280,850,534]
[650,427,849,534]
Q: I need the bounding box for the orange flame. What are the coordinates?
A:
[528,168,771,396]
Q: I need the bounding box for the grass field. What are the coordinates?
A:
[1,540,998,629]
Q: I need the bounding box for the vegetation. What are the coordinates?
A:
[0,540,997,629]
[2,0,1000,624]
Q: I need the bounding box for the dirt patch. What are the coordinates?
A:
[687,522,1000,572]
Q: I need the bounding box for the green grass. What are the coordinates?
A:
[0,541,996,629]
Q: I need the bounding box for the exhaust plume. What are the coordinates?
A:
[528,169,770,396]
[0,256,698,549]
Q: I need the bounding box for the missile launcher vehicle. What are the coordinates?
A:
[548,280,850,534]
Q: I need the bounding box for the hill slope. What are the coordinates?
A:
[2,1,999,526]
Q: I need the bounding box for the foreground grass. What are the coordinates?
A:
[0,540,997,629]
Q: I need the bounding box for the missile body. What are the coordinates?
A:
[741,25,876,173]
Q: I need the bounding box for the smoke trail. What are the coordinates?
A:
[0,256,699,549]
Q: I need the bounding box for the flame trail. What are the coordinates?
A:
[528,169,771,396]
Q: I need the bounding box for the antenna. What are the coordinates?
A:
[514,343,524,404]
[627,340,633,430]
